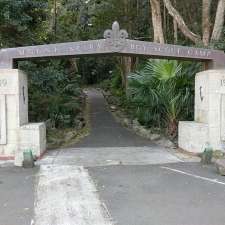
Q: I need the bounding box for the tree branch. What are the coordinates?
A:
[150,0,165,43]
[163,0,202,44]
[202,0,212,46]
[211,0,225,42]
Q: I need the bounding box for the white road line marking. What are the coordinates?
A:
[161,166,225,186]
[34,165,113,225]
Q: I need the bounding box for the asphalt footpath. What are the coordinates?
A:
[0,165,38,225]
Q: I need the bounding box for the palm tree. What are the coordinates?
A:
[128,59,197,138]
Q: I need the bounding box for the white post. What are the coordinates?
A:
[0,69,46,166]
[179,70,225,153]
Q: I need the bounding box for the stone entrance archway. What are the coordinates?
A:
[0,21,225,165]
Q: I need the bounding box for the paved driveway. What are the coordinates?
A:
[0,166,37,225]
[1,88,225,225]
[89,163,225,225]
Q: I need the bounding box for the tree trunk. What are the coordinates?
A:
[150,0,165,43]
[173,18,178,43]
[163,0,202,44]
[136,0,139,16]
[202,0,212,46]
[131,57,138,71]
[173,0,178,43]
[211,0,225,42]
[121,56,132,90]
[163,4,167,42]
[54,0,57,38]
[68,58,78,75]
[121,0,133,91]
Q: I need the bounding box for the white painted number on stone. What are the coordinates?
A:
[221,79,225,87]
[0,79,7,87]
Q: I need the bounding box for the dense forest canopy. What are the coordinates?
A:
[1,0,224,47]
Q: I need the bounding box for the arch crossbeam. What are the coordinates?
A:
[0,21,224,69]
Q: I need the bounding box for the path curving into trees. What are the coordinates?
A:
[73,88,154,148]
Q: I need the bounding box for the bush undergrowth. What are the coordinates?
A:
[101,59,201,138]
[20,60,84,129]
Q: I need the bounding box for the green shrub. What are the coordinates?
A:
[20,60,83,128]
[128,59,200,137]
[111,69,122,90]
[99,79,111,91]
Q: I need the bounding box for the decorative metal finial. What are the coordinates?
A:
[104,21,128,51]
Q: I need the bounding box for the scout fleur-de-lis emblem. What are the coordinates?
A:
[104,21,128,51]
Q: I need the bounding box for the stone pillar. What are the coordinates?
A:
[179,70,225,153]
[0,69,46,166]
